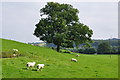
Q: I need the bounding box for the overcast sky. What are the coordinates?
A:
[1,1,118,43]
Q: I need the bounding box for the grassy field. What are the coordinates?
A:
[0,38,118,78]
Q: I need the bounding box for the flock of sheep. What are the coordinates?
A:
[12,49,45,71]
[12,48,80,72]
[27,62,44,71]
[26,54,80,71]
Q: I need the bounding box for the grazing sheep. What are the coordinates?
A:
[26,62,36,69]
[37,64,45,71]
[13,54,17,57]
[76,54,80,57]
[71,58,77,62]
[12,49,18,52]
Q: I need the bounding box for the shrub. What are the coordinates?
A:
[97,42,111,54]
[78,49,84,53]
[83,48,97,54]
[2,50,21,58]
[60,49,72,54]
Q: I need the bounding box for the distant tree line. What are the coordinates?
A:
[70,42,119,54]
[91,39,119,48]
[29,39,120,54]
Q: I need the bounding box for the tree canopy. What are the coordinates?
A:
[97,42,111,54]
[34,2,93,52]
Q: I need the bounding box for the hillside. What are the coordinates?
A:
[0,38,118,78]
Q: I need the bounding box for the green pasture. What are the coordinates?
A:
[0,38,118,78]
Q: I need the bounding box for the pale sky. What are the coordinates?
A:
[1,1,118,43]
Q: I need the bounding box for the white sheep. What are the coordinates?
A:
[37,64,45,71]
[76,54,80,57]
[26,62,36,69]
[12,49,18,52]
[71,58,77,62]
[13,54,17,57]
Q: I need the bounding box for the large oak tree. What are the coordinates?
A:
[34,2,93,52]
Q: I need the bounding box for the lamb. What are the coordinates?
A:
[37,64,45,71]
[26,62,36,69]
[71,58,77,62]
[12,49,18,52]
[76,54,80,57]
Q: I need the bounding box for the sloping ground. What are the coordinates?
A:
[0,38,118,78]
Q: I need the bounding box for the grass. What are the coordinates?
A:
[0,38,118,78]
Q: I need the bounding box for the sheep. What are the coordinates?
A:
[13,54,17,57]
[76,54,80,57]
[37,64,45,71]
[71,58,77,62]
[12,49,18,52]
[26,62,36,69]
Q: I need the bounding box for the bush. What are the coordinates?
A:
[111,46,118,53]
[2,52,13,58]
[97,42,111,54]
[83,48,97,54]
[60,49,72,54]
[78,49,84,53]
[2,50,21,58]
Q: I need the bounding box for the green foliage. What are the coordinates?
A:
[78,48,84,53]
[1,51,21,58]
[2,51,14,58]
[97,42,111,54]
[118,46,120,53]
[84,47,97,54]
[60,49,72,54]
[34,2,93,52]
[1,39,118,78]
[111,46,118,53]
[92,39,119,48]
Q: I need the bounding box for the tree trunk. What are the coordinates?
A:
[57,45,60,52]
